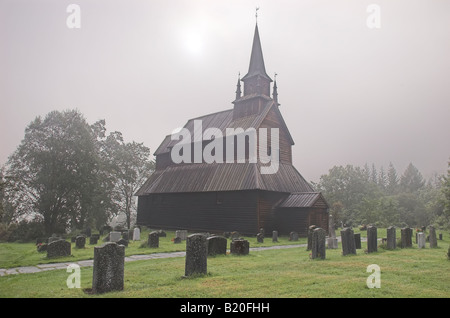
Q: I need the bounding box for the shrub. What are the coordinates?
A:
[6,220,46,242]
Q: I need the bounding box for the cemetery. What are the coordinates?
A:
[0,226,449,298]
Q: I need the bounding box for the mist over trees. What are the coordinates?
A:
[0,110,154,238]
[0,108,448,241]
[314,162,450,230]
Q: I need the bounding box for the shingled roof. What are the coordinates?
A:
[136,162,314,195]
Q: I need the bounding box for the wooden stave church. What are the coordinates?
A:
[136,22,329,236]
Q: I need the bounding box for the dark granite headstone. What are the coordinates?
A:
[207,236,227,256]
[341,227,356,256]
[92,242,125,294]
[289,231,299,241]
[122,231,129,241]
[354,233,361,249]
[230,239,249,255]
[89,235,99,245]
[307,225,317,250]
[401,227,413,248]
[157,230,167,237]
[367,226,377,253]
[185,234,208,276]
[174,237,182,244]
[117,238,128,247]
[48,234,61,244]
[256,233,264,243]
[75,235,86,249]
[47,239,71,258]
[387,226,396,250]
[272,231,278,243]
[148,231,159,248]
[429,226,437,248]
[311,227,326,259]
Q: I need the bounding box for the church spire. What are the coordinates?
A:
[241,23,272,84]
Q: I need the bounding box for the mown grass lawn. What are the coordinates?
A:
[0,229,448,298]
[0,230,306,269]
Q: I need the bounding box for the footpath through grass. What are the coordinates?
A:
[0,230,306,269]
[0,229,449,298]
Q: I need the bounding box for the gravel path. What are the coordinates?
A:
[0,244,307,276]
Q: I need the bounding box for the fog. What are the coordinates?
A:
[1,0,449,183]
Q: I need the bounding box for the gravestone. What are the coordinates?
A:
[256,233,264,243]
[207,236,227,256]
[122,231,129,241]
[367,226,378,253]
[117,238,128,247]
[354,233,362,249]
[327,237,338,249]
[327,214,338,249]
[176,230,188,240]
[272,231,279,243]
[401,228,413,248]
[386,226,396,250]
[429,226,437,248]
[230,239,249,255]
[47,240,71,258]
[174,237,182,244]
[48,234,61,244]
[90,235,99,245]
[184,234,208,277]
[307,225,317,250]
[75,235,86,249]
[439,233,442,240]
[148,231,159,248]
[109,231,121,243]
[157,230,167,237]
[133,227,140,241]
[128,229,134,241]
[289,231,299,242]
[341,228,356,256]
[311,228,326,259]
[417,232,425,248]
[92,242,125,294]
[259,228,265,238]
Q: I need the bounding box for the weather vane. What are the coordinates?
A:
[274,72,277,81]
[256,7,260,23]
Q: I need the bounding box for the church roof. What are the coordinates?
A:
[278,192,328,208]
[135,162,314,195]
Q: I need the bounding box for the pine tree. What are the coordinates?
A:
[400,163,425,193]
[387,162,399,193]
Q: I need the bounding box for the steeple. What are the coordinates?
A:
[241,23,273,91]
[232,18,276,120]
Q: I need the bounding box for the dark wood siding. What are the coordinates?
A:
[275,207,328,236]
[257,191,287,233]
[137,190,260,235]
[259,107,292,164]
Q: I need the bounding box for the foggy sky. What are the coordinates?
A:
[1,0,449,183]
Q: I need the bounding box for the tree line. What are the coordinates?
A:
[1,109,449,240]
[313,161,450,230]
[0,110,154,239]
